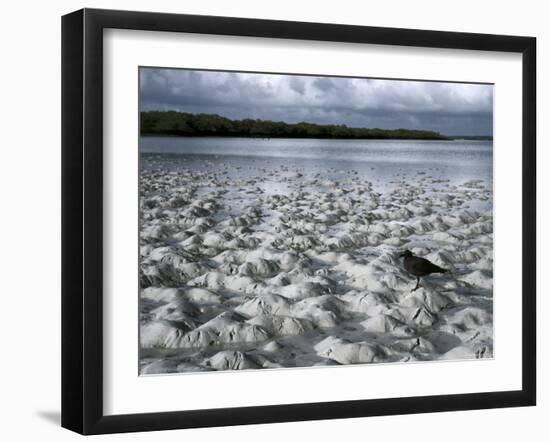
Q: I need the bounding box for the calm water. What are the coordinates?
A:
[140,137,493,192]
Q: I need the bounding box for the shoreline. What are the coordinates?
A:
[140,134,493,142]
[140,133,452,141]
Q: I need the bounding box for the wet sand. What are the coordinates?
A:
[139,156,493,374]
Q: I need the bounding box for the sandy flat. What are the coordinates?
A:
[139,157,493,374]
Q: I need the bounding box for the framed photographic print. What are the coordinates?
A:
[61,8,536,435]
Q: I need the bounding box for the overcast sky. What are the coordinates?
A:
[140,68,493,136]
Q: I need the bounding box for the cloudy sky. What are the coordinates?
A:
[140,68,493,136]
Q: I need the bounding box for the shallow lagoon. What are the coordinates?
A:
[140,137,492,187]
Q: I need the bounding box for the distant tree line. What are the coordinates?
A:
[140,111,449,140]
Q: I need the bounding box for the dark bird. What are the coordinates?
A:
[399,250,448,291]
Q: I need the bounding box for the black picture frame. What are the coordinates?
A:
[61,8,537,435]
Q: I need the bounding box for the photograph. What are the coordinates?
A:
[138,67,494,375]
[53,3,543,437]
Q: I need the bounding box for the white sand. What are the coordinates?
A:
[139,161,493,374]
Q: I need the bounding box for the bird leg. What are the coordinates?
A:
[412,276,420,292]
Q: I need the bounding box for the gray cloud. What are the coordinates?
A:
[140,68,493,136]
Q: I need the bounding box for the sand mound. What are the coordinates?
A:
[238,258,280,277]
[235,294,292,317]
[247,314,315,335]
[361,314,415,337]
[140,358,180,374]
[172,312,271,348]
[292,295,346,327]
[140,320,195,348]
[204,351,261,370]
[339,291,393,315]
[460,270,493,289]
[315,336,390,364]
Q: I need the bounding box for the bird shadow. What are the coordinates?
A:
[36,410,61,426]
